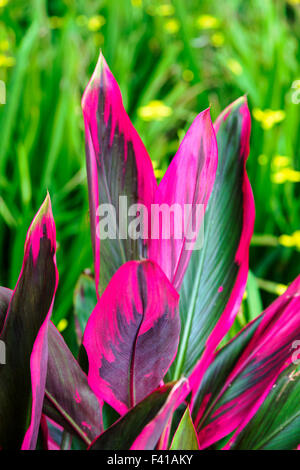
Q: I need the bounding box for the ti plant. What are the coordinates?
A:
[0,51,300,451]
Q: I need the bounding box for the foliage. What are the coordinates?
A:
[0,47,299,450]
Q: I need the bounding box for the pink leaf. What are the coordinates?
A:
[149,108,218,291]
[83,260,180,415]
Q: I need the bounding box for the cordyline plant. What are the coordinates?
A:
[0,51,300,451]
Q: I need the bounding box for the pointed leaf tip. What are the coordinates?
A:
[25,194,56,265]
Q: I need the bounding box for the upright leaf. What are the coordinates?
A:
[192,275,300,449]
[173,97,254,382]
[0,194,58,449]
[83,260,180,415]
[149,108,218,291]
[170,407,199,450]
[82,51,157,297]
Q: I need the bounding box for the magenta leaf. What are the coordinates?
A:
[83,260,180,415]
[149,108,218,292]
[44,323,102,446]
[82,51,157,297]
[172,97,254,383]
[0,194,58,449]
[192,275,300,449]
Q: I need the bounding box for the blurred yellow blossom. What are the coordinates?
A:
[271,155,291,170]
[138,100,172,121]
[258,154,268,166]
[279,231,300,250]
[211,32,225,47]
[227,58,243,76]
[57,318,68,333]
[271,168,300,184]
[252,108,285,130]
[0,0,9,7]
[88,15,106,32]
[164,19,180,34]
[131,0,142,7]
[49,16,64,29]
[0,40,9,51]
[0,55,15,67]
[197,14,220,29]
[156,4,174,16]
[287,0,300,4]
[182,69,194,82]
[275,284,288,295]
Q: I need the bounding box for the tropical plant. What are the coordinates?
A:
[0,51,299,450]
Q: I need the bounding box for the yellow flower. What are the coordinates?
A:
[272,168,300,184]
[279,231,300,250]
[164,19,180,34]
[182,69,194,82]
[197,14,220,29]
[211,32,225,47]
[293,231,300,250]
[49,16,64,29]
[0,54,15,67]
[227,58,243,76]
[138,100,172,121]
[57,318,68,333]
[253,108,286,130]
[271,155,291,170]
[258,154,268,166]
[156,4,174,16]
[0,40,9,51]
[275,284,288,296]
[0,0,9,7]
[88,15,106,32]
[131,0,142,7]
[287,0,300,4]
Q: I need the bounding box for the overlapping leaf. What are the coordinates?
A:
[232,364,300,450]
[82,51,157,297]
[0,194,58,449]
[191,275,300,449]
[149,108,218,291]
[172,97,254,383]
[89,379,189,450]
[83,260,180,415]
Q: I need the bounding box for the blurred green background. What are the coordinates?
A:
[0,0,299,341]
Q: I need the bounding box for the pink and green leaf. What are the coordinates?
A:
[149,108,218,292]
[0,194,58,449]
[83,260,180,415]
[192,275,300,449]
[82,51,157,297]
[172,97,254,383]
[232,364,300,450]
